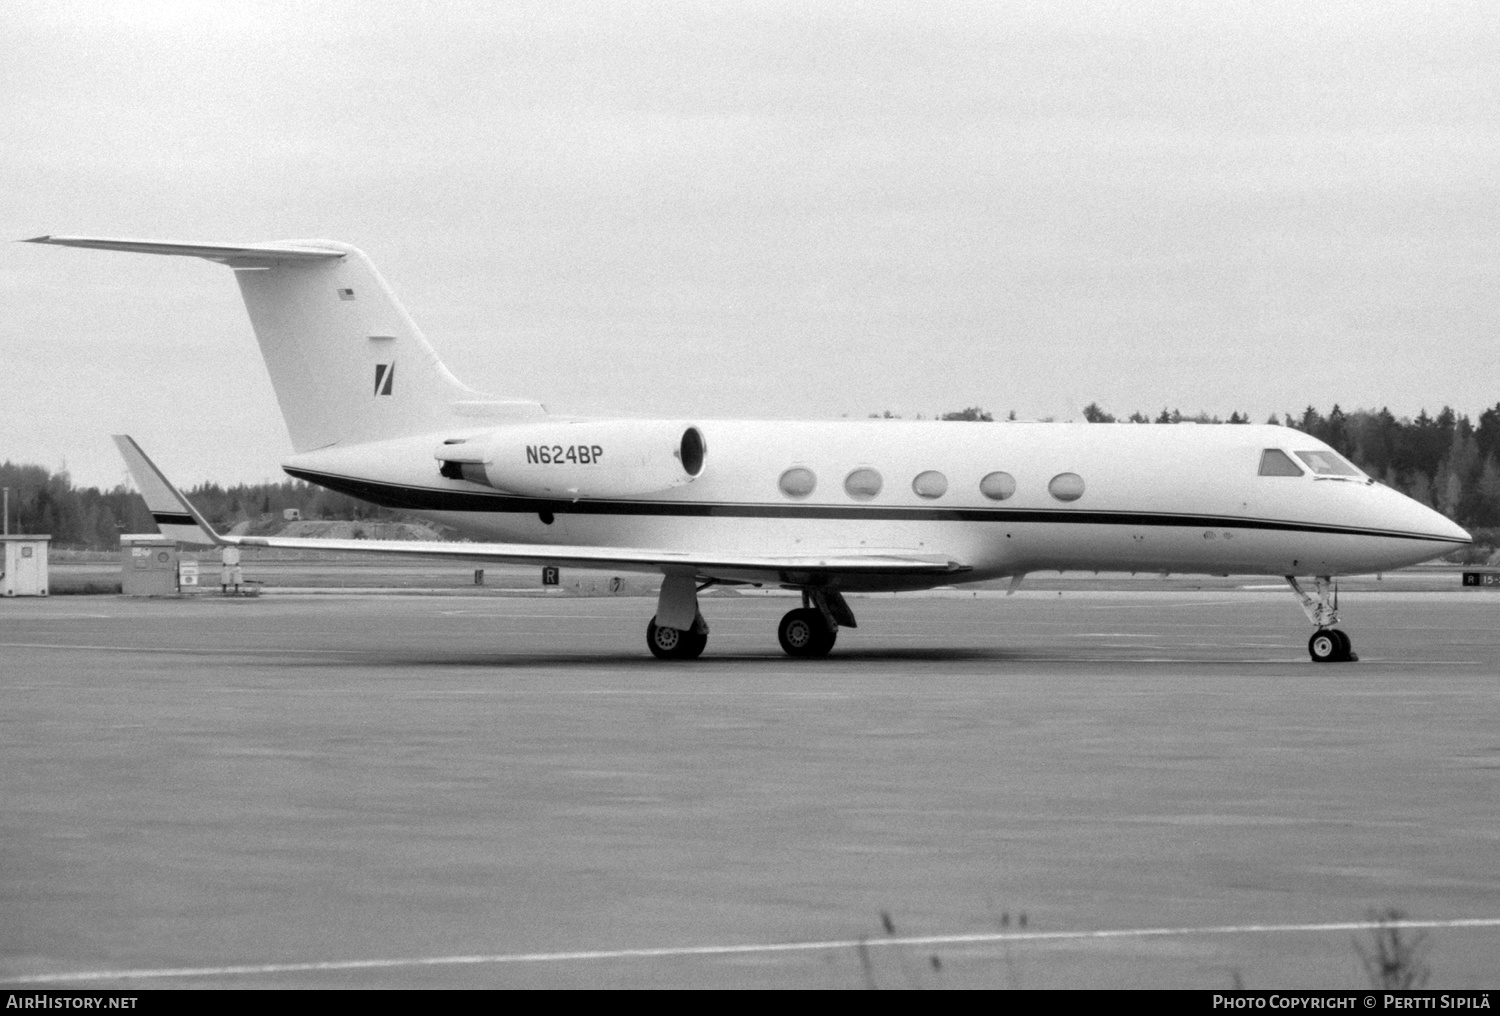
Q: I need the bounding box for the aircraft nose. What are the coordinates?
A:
[1364,480,1471,551]
[1406,495,1472,547]
[1433,513,1473,546]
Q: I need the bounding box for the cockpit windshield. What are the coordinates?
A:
[1294,450,1362,477]
[1258,449,1304,476]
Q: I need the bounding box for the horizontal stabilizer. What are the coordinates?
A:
[22,235,343,263]
[44,235,534,451]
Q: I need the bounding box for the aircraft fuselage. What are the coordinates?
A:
[283,418,1468,591]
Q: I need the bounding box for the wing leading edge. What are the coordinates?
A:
[112,436,969,584]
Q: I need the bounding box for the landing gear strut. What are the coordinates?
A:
[1286,576,1357,663]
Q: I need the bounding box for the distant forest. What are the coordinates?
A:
[5,401,1499,549]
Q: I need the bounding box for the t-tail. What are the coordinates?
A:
[25,236,542,451]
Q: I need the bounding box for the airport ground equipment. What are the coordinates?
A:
[219,546,244,593]
[1,535,50,596]
[120,535,180,596]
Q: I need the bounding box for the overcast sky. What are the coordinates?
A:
[4,0,1498,488]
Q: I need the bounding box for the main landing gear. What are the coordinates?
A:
[1286,575,1358,663]
[646,614,708,660]
[643,575,857,659]
[645,573,712,660]
[777,589,855,659]
[778,607,837,657]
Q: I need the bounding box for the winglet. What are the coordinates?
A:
[112,436,227,547]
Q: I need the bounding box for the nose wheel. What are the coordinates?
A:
[1308,628,1355,663]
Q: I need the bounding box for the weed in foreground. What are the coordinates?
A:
[854,911,946,989]
[1354,908,1431,990]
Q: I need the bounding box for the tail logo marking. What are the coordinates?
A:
[374,362,395,396]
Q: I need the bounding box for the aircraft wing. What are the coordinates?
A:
[113,436,968,583]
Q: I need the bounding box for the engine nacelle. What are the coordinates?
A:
[436,420,706,498]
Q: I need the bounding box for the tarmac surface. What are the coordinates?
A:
[2,588,1498,989]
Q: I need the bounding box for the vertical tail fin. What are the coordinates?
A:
[26,236,542,452]
[229,239,497,451]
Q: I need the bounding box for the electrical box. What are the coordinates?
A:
[1,536,51,596]
[120,534,179,596]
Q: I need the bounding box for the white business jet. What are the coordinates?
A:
[27,236,1472,662]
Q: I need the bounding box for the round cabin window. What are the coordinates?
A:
[912,470,948,499]
[979,471,1016,501]
[844,468,883,500]
[1048,472,1085,502]
[779,467,817,499]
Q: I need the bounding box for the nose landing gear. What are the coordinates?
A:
[1286,576,1358,662]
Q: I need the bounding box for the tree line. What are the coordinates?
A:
[5,400,1498,548]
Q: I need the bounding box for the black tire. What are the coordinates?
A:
[647,616,706,660]
[1308,629,1339,663]
[1330,628,1353,662]
[778,608,837,658]
[778,608,816,656]
[678,626,708,660]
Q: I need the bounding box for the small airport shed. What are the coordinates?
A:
[120,534,179,596]
[1,535,50,596]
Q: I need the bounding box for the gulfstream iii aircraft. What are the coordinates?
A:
[28,236,1472,662]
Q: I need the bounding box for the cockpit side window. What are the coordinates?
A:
[1258,449,1305,476]
[1294,450,1361,477]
